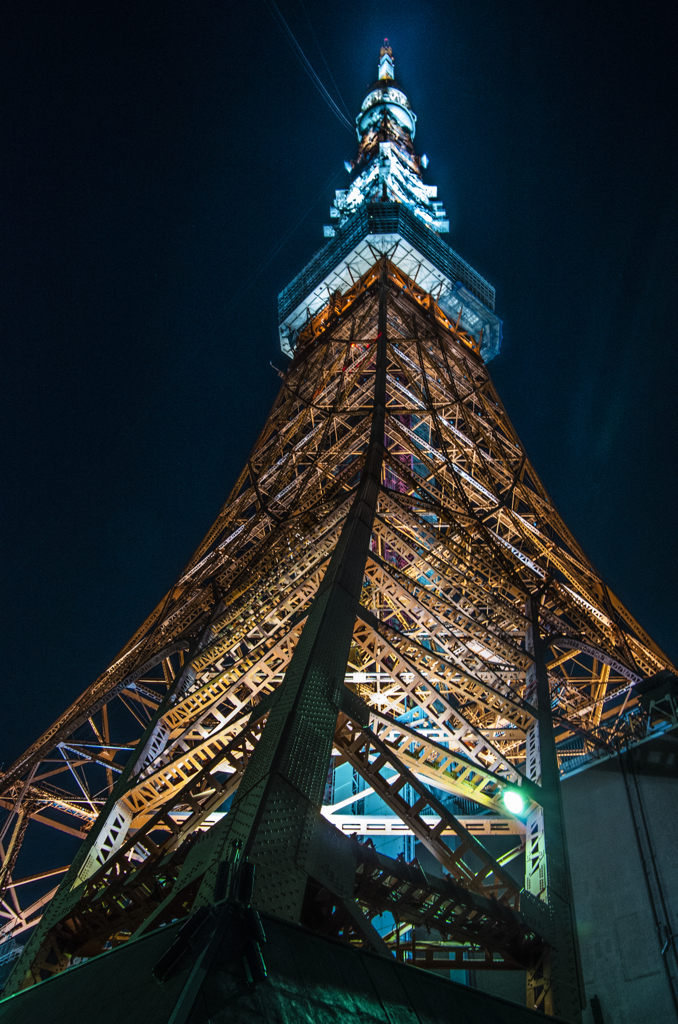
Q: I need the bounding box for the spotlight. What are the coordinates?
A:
[502,789,525,814]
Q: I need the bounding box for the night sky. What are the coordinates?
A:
[3,0,677,769]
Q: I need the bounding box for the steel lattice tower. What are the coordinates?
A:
[0,42,673,1024]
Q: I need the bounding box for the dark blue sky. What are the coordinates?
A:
[3,0,677,766]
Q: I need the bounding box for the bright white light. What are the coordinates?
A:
[503,789,525,814]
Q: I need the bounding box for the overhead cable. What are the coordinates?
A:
[295,0,352,120]
[241,165,345,293]
[174,163,345,354]
[264,0,354,135]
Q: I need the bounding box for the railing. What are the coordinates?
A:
[278,202,496,324]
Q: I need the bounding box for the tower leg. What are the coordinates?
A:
[135,260,390,929]
[526,596,585,1022]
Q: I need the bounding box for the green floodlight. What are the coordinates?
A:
[502,788,525,815]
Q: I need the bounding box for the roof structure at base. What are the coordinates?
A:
[0,906,569,1024]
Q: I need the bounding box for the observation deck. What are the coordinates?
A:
[278,202,502,363]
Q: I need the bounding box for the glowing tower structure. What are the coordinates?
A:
[0,42,673,1024]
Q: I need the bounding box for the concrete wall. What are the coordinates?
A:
[563,732,678,1024]
[476,730,678,1022]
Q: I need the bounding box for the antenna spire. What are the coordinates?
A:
[378,38,394,80]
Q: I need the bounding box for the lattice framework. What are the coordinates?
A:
[1,258,671,1019]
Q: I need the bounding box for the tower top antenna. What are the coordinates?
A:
[378,39,394,80]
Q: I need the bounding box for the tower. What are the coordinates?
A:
[0,41,673,1023]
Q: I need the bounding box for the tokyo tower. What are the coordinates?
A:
[0,41,673,1024]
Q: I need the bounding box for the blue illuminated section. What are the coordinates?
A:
[280,204,503,363]
[282,43,503,363]
[332,144,447,235]
[324,41,446,238]
[357,85,417,139]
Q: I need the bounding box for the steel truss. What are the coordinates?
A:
[1,258,672,1020]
